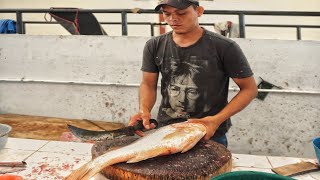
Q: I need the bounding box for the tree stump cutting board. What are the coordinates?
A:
[92,136,232,180]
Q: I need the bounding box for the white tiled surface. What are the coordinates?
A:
[232,153,320,180]
[232,166,273,173]
[39,141,93,155]
[232,153,272,168]
[268,155,304,167]
[0,149,34,162]
[18,151,92,179]
[1,138,94,180]
[4,138,49,151]
[0,138,319,180]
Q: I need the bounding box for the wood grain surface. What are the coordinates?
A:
[0,114,124,140]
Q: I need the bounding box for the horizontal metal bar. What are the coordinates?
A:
[24,21,159,25]
[203,10,320,16]
[229,87,320,95]
[23,21,320,29]
[0,9,159,14]
[246,24,320,28]
[0,9,319,16]
[1,79,320,95]
[24,21,152,25]
[0,78,140,87]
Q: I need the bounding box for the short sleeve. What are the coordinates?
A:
[141,40,159,73]
[223,42,253,78]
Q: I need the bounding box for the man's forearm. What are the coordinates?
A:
[215,86,257,123]
[139,82,157,113]
[188,86,257,140]
[212,76,257,124]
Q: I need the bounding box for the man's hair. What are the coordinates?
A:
[169,61,201,85]
[191,4,198,10]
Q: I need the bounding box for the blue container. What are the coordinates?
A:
[313,137,320,164]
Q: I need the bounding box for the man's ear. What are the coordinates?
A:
[196,6,204,17]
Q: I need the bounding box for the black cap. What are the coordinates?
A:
[155,0,199,11]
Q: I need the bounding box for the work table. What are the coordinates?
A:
[1,138,319,180]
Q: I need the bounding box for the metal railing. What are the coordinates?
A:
[0,8,320,39]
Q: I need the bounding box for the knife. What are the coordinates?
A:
[0,161,27,174]
[67,119,158,142]
[0,161,27,167]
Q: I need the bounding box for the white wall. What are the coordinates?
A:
[0,0,319,40]
[0,34,319,158]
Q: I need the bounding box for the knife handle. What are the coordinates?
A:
[132,119,158,131]
[0,161,27,167]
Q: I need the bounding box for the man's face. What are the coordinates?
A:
[162,5,200,34]
[168,75,200,113]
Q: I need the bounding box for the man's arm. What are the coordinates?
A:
[129,72,159,136]
[189,76,257,140]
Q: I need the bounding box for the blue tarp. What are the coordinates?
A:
[0,19,17,34]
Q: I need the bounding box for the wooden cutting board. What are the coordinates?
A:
[272,161,320,176]
[92,136,232,179]
[0,114,124,140]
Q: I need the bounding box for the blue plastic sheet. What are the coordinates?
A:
[0,19,17,34]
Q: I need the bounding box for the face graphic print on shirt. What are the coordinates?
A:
[161,56,209,119]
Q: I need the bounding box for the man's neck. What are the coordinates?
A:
[172,27,204,47]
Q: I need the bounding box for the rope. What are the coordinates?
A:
[74,8,80,34]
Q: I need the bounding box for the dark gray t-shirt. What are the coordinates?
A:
[141,28,253,137]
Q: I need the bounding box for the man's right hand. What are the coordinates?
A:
[129,110,156,136]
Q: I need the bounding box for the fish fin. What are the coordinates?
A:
[181,137,203,153]
[64,161,96,180]
[108,146,122,151]
[127,148,169,163]
[126,155,148,163]
[65,154,116,180]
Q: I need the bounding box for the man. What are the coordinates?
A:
[129,0,257,147]
[214,21,240,38]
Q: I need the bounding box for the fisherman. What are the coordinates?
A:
[129,0,258,147]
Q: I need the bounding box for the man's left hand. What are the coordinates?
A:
[188,116,223,140]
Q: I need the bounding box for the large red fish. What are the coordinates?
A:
[65,122,207,180]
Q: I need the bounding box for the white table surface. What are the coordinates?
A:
[0,138,319,180]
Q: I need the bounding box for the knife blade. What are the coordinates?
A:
[67,119,158,142]
[0,161,27,174]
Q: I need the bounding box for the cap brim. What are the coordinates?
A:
[155,3,166,11]
[154,2,192,11]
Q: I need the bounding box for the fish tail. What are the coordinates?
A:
[64,160,101,180]
[65,150,132,180]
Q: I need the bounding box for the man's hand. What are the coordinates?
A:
[130,72,158,136]
[188,116,223,140]
[129,110,156,137]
